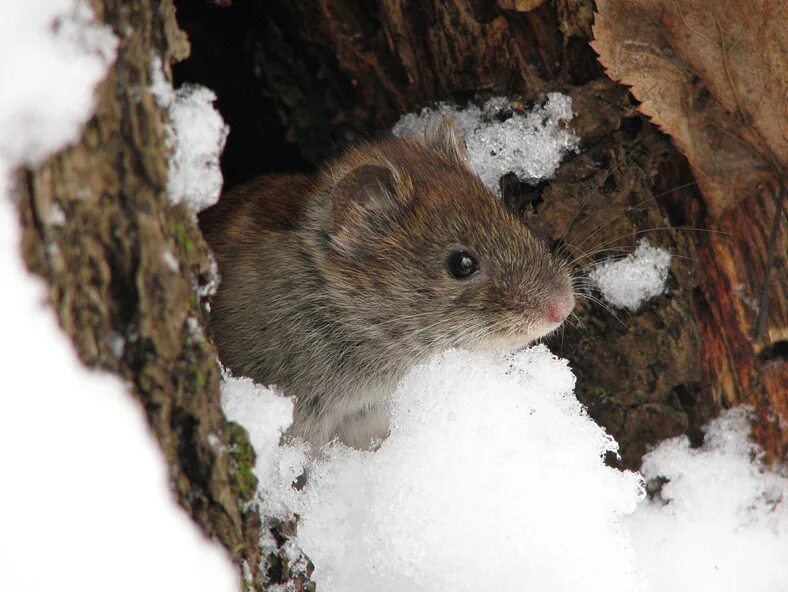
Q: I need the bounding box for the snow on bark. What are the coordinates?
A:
[150,56,229,213]
[393,93,579,193]
[589,239,672,311]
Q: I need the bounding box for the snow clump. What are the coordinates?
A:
[229,353,788,592]
[393,93,579,193]
[277,346,646,592]
[589,239,672,311]
[220,371,303,518]
[220,372,312,579]
[627,407,788,592]
[0,0,117,167]
[150,56,229,213]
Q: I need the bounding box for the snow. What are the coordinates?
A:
[269,347,646,592]
[219,371,312,581]
[226,347,788,592]
[150,57,229,213]
[196,254,221,298]
[627,407,788,592]
[49,202,67,226]
[109,330,125,358]
[0,2,236,591]
[162,249,180,272]
[0,0,117,167]
[589,239,672,311]
[393,93,579,193]
[0,192,237,592]
[220,371,300,518]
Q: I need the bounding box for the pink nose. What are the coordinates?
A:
[545,293,575,323]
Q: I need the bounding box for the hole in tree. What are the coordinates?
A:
[173,1,309,190]
[759,340,788,363]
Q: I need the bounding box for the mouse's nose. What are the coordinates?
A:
[545,291,575,324]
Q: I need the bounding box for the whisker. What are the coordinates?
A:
[576,292,627,328]
[568,225,730,269]
[561,138,647,242]
[570,248,699,271]
[567,179,702,251]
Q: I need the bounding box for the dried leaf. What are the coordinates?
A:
[592,0,787,217]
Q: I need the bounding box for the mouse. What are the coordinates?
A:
[199,120,575,449]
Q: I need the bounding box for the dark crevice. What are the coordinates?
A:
[501,174,547,216]
[672,383,707,448]
[172,409,212,490]
[173,0,308,188]
[759,340,788,363]
[619,116,643,142]
[655,154,708,228]
[565,35,605,85]
[600,170,617,195]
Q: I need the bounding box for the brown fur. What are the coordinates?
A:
[200,123,574,448]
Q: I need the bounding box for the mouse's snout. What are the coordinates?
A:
[544,289,575,324]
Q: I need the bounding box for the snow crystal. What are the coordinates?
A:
[282,347,645,592]
[393,93,579,193]
[186,316,204,341]
[220,371,300,518]
[207,432,225,452]
[196,253,221,298]
[0,0,117,167]
[150,57,229,213]
[162,249,179,272]
[49,202,67,226]
[589,239,672,311]
[627,407,788,592]
[108,331,125,358]
[192,253,222,300]
[241,560,253,587]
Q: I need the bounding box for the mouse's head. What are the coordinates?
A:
[304,120,574,363]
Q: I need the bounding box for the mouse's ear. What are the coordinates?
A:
[423,118,468,165]
[325,162,411,239]
[341,164,399,210]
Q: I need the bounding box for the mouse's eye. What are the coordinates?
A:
[446,251,479,279]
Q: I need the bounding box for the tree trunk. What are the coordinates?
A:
[14,0,311,588]
[12,0,785,589]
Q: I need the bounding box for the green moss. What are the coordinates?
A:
[192,368,206,388]
[174,223,194,255]
[265,552,285,585]
[225,422,258,502]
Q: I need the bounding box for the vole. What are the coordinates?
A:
[200,120,575,449]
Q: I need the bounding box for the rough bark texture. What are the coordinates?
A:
[14,0,312,589]
[12,0,786,590]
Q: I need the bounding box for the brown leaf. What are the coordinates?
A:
[592,0,787,217]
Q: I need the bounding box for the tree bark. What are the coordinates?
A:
[14,0,312,589]
[12,0,785,589]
